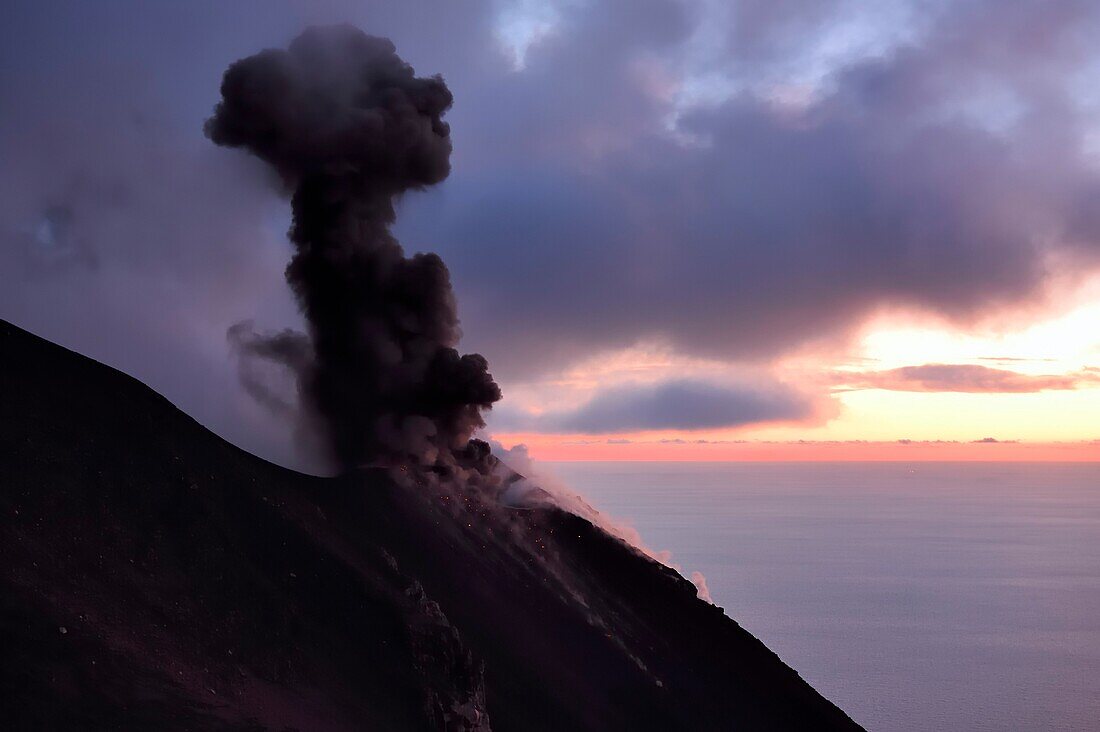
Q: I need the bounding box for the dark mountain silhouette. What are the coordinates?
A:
[0,319,862,731]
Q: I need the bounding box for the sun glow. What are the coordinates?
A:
[490,289,1100,461]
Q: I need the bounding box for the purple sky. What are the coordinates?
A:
[3,1,1099,469]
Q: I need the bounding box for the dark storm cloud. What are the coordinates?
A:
[500,379,815,434]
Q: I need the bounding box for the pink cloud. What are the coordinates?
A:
[839,364,1099,393]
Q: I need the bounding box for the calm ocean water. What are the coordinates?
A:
[547,462,1100,732]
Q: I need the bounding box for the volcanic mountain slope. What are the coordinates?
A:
[0,319,862,731]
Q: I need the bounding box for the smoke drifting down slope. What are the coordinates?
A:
[207,25,500,472]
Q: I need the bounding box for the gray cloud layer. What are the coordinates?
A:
[402,0,1100,376]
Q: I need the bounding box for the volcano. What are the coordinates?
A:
[0,319,861,730]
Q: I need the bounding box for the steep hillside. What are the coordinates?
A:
[0,319,862,730]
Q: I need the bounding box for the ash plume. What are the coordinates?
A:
[207,25,501,471]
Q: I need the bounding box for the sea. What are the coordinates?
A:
[546,462,1100,732]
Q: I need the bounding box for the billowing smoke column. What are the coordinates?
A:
[207,25,501,471]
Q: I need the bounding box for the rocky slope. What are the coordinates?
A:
[0,319,862,730]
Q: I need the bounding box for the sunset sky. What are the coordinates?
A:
[3,0,1099,466]
[491,294,1100,459]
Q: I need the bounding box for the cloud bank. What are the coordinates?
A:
[841,364,1099,393]
[403,0,1100,378]
[498,379,816,434]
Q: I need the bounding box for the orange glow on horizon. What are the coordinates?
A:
[488,282,1100,459]
[491,433,1100,462]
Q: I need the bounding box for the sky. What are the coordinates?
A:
[1,0,1098,468]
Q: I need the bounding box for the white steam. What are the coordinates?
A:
[490,441,716,605]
